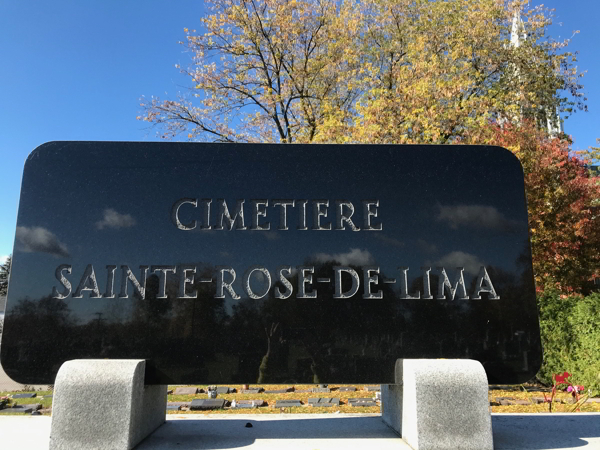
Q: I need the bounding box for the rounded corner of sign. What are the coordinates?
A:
[0,358,20,386]
[491,145,525,171]
[25,141,61,164]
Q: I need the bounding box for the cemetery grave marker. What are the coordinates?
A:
[312,387,331,393]
[241,388,263,394]
[308,398,340,407]
[275,400,302,408]
[190,399,226,410]
[173,387,199,395]
[349,398,378,407]
[338,386,356,392]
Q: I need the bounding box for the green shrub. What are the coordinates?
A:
[538,291,600,394]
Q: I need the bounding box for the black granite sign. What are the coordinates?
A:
[0,142,541,385]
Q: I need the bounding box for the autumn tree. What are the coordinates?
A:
[140,0,585,144]
[140,0,365,143]
[0,254,10,297]
[465,123,600,294]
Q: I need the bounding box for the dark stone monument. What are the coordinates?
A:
[12,393,37,399]
[275,400,302,408]
[173,387,199,395]
[0,403,42,414]
[1,142,541,387]
[264,388,294,394]
[232,400,266,408]
[338,386,356,392]
[189,399,226,411]
[348,398,378,407]
[308,398,340,407]
[216,387,234,394]
[312,387,331,393]
[241,388,263,394]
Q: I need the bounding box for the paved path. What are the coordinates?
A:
[0,413,599,449]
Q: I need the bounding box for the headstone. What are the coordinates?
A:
[216,386,234,394]
[1,142,541,387]
[264,388,293,394]
[166,402,190,408]
[275,400,302,408]
[364,386,381,392]
[241,388,263,394]
[312,387,331,393]
[0,403,41,414]
[190,399,226,411]
[349,398,378,407]
[166,404,181,411]
[12,393,37,398]
[294,389,313,393]
[308,398,340,407]
[231,400,266,408]
[173,387,199,395]
[338,386,357,392]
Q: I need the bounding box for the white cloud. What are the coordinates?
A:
[435,251,484,276]
[314,248,375,266]
[436,204,518,231]
[0,255,8,265]
[96,209,136,230]
[16,226,69,257]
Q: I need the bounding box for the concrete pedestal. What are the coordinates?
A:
[50,359,167,450]
[382,359,493,450]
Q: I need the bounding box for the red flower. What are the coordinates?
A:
[554,372,571,384]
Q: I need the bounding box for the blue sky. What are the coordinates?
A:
[1,0,599,262]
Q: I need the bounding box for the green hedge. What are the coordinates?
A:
[538,291,600,394]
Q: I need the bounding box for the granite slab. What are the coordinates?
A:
[12,393,37,399]
[189,399,226,411]
[348,398,378,407]
[308,398,340,407]
[265,388,294,394]
[275,400,302,408]
[312,388,331,393]
[231,400,266,408]
[241,388,263,394]
[216,387,234,394]
[0,403,41,414]
[173,387,199,395]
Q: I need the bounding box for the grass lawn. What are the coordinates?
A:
[1,385,598,416]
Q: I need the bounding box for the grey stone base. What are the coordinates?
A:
[382,359,493,450]
[50,360,167,450]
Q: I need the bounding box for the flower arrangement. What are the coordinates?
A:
[543,372,590,412]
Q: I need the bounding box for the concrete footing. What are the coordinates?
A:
[382,359,493,450]
[50,359,167,450]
